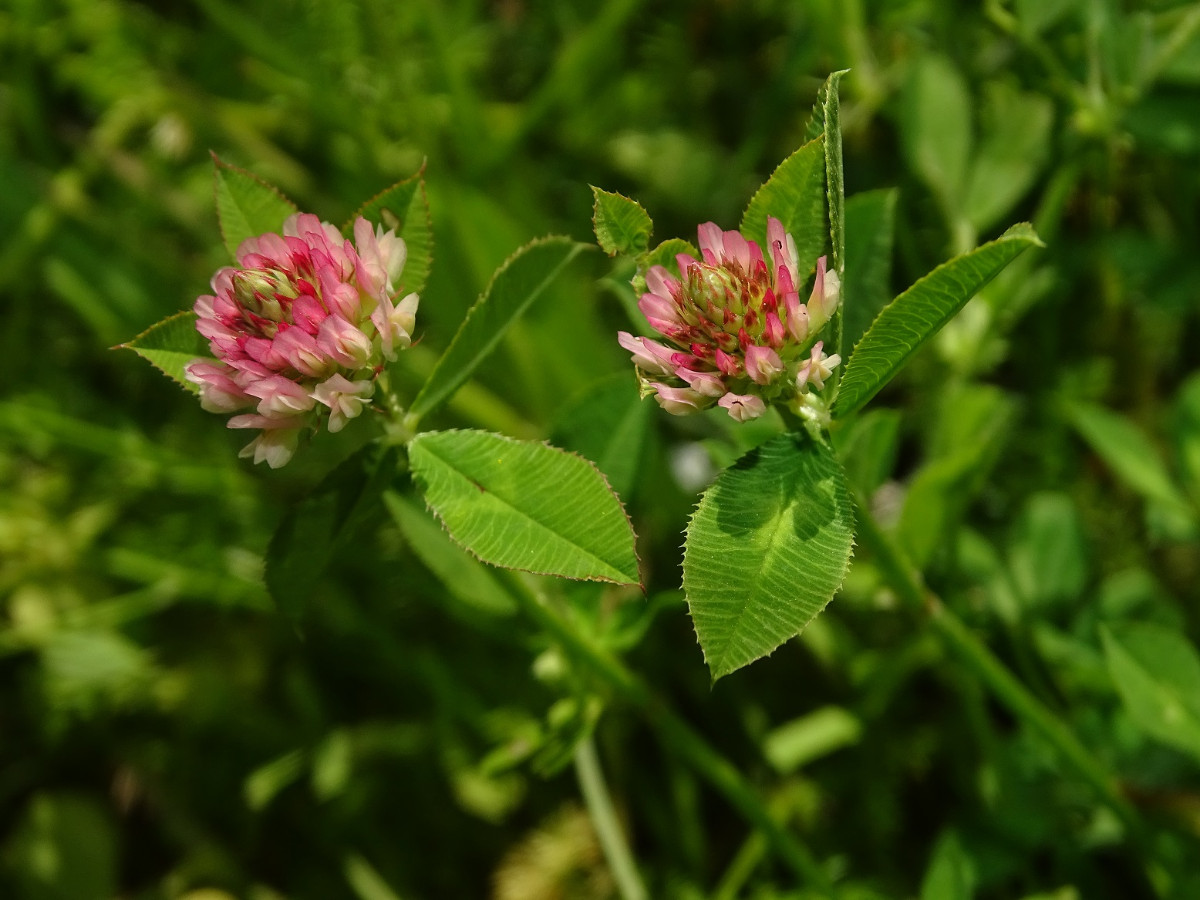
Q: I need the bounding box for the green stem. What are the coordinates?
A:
[373,372,415,446]
[852,502,1162,868]
[574,737,648,900]
[498,571,832,893]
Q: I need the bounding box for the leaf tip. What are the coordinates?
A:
[1002,221,1046,248]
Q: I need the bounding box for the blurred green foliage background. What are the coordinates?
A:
[3,0,1200,897]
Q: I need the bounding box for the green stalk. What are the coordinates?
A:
[498,571,833,894]
[574,737,648,900]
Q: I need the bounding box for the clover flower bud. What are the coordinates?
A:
[617,216,843,422]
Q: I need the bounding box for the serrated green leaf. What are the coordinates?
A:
[408,430,639,585]
[591,186,653,257]
[683,434,855,681]
[1066,402,1193,514]
[832,223,1042,420]
[822,71,847,280]
[803,70,844,143]
[740,135,826,276]
[347,165,432,295]
[632,237,698,297]
[408,236,588,422]
[1102,623,1200,763]
[383,489,517,617]
[823,71,848,372]
[265,444,396,619]
[212,155,298,260]
[118,310,207,392]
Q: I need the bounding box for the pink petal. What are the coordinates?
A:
[714,348,741,377]
[376,291,419,359]
[210,267,237,295]
[649,383,709,415]
[242,336,287,369]
[764,311,785,348]
[697,222,724,262]
[185,360,254,413]
[244,374,316,417]
[767,217,800,287]
[291,295,328,334]
[617,332,675,375]
[228,412,303,430]
[312,373,375,433]
[236,426,302,469]
[721,230,751,271]
[638,290,677,321]
[317,315,373,369]
[675,253,700,276]
[717,392,766,423]
[785,298,809,343]
[744,345,783,385]
[645,265,679,298]
[273,326,332,377]
[675,368,725,397]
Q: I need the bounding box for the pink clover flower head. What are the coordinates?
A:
[617,216,842,422]
[186,212,419,466]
